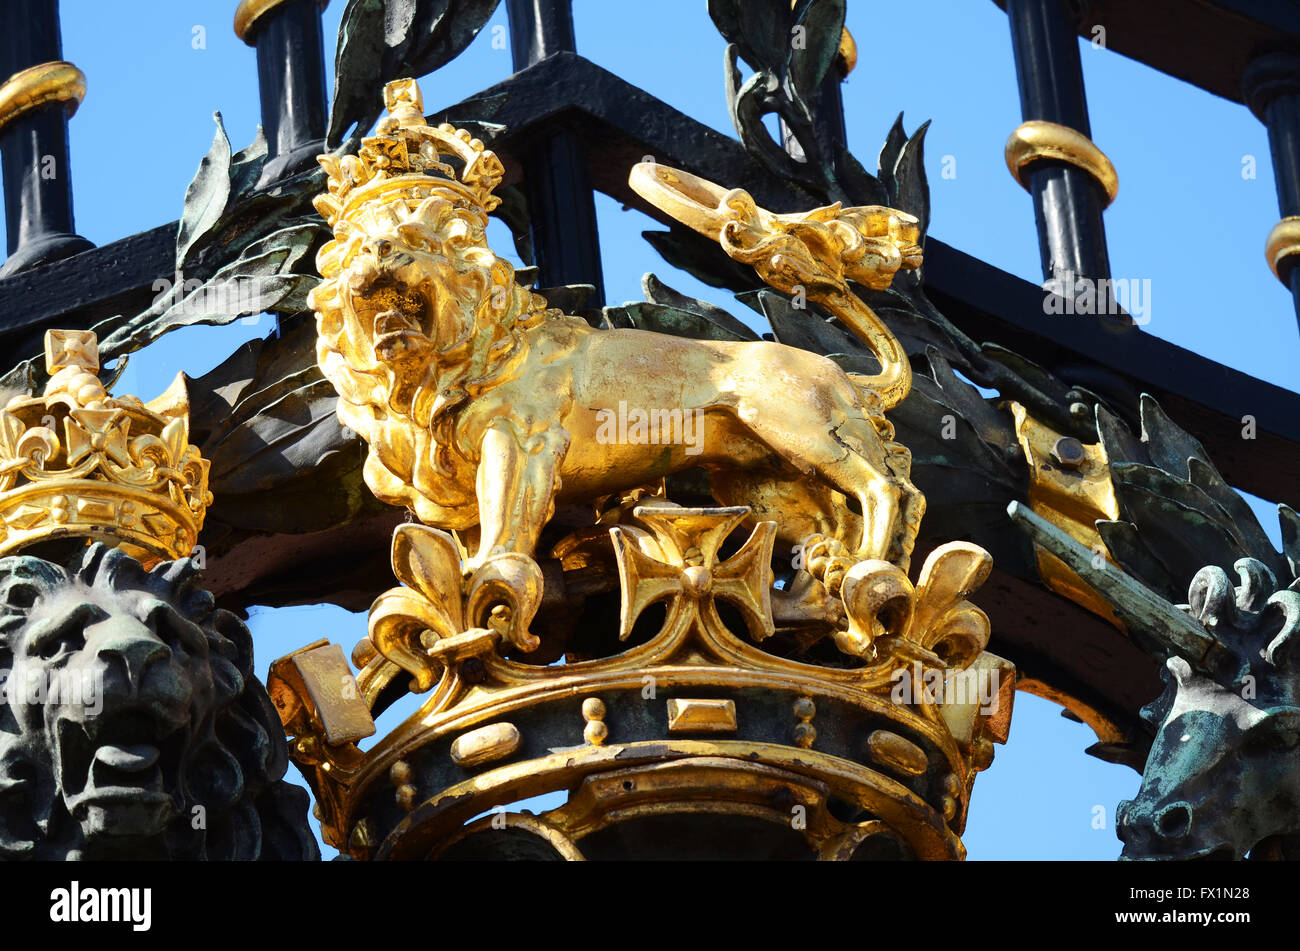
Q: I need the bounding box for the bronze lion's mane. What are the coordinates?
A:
[0,544,318,860]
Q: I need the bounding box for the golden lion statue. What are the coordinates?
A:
[309,80,925,653]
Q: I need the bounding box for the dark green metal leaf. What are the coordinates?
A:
[871,304,964,365]
[728,63,807,185]
[876,113,907,198]
[229,126,269,199]
[1138,393,1211,480]
[742,288,861,356]
[642,227,756,291]
[642,273,759,341]
[602,302,750,343]
[708,0,762,75]
[980,342,1074,406]
[892,120,931,237]
[835,147,888,207]
[208,375,345,493]
[329,0,396,144]
[1185,456,1283,575]
[787,0,845,101]
[1281,504,1300,582]
[536,284,594,312]
[709,0,790,75]
[825,352,884,375]
[1109,461,1256,589]
[95,223,320,359]
[177,114,234,268]
[1096,519,1184,604]
[1095,403,1147,467]
[327,0,500,145]
[926,347,1019,456]
[897,368,1017,480]
[0,361,37,402]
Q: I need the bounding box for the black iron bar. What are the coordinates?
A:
[0,0,92,278]
[1244,52,1300,334]
[1005,0,1111,285]
[504,0,605,304]
[238,0,329,185]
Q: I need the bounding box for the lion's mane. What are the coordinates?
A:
[0,544,318,860]
[310,191,556,527]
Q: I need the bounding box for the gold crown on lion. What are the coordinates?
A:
[0,330,211,563]
[313,78,505,231]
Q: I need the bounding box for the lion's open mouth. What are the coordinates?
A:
[357,281,433,356]
[56,707,187,825]
[374,307,423,349]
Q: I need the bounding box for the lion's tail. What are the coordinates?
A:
[824,288,912,411]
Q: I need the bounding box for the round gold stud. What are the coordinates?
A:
[1266,216,1300,283]
[582,697,608,745]
[793,696,817,749]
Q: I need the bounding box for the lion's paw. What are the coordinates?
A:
[465,552,544,654]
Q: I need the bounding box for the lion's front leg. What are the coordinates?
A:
[455,420,570,654]
[471,419,570,568]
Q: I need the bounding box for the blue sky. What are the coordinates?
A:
[9,0,1294,859]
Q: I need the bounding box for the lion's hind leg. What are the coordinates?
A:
[708,467,853,552]
[709,467,855,628]
[730,392,913,566]
[818,417,924,570]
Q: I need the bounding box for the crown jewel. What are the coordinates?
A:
[313,78,505,230]
[0,330,212,563]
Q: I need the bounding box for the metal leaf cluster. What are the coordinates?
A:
[0,117,332,394]
[1095,396,1296,603]
[96,116,330,363]
[327,0,501,145]
[713,0,847,198]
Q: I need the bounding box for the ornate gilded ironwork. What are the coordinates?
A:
[277,501,1013,860]
[310,79,929,656]
[276,77,1015,860]
[3,0,1297,871]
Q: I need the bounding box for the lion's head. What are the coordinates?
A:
[309,188,552,527]
[0,544,317,860]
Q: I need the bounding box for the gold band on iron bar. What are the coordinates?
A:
[839,28,857,75]
[0,61,85,135]
[1004,119,1119,207]
[234,0,330,44]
